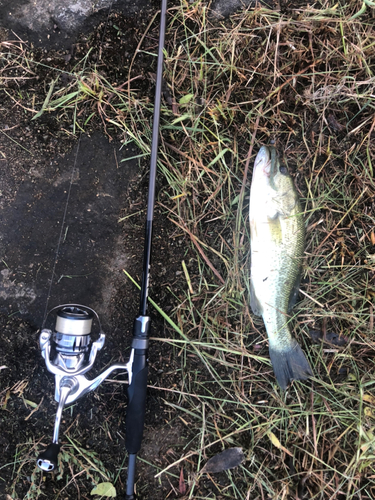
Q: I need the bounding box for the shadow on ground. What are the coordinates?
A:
[0,132,138,329]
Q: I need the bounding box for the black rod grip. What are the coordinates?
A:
[126,355,148,454]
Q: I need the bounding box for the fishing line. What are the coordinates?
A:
[42,2,115,327]
[42,138,82,327]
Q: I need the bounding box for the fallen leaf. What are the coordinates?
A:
[179,467,186,495]
[202,447,245,473]
[90,482,116,497]
[363,394,375,405]
[309,329,347,346]
[268,431,293,457]
[179,93,195,105]
[364,407,375,418]
[268,431,281,448]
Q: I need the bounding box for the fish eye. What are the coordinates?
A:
[279,165,288,175]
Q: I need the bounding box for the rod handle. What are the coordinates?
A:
[126,361,148,454]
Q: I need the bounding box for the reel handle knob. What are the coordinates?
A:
[37,443,61,472]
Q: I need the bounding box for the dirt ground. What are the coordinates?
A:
[0,2,192,499]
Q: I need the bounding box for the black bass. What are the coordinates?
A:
[249,146,313,389]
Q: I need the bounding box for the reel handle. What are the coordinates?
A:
[37,443,61,472]
[36,378,75,472]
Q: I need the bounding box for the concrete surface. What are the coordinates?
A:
[210,0,273,18]
[0,0,152,49]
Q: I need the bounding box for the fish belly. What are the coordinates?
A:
[250,209,312,389]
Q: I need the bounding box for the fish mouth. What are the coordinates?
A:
[254,146,272,177]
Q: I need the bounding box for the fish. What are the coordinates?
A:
[249,145,313,389]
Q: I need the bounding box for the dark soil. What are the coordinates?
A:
[0,3,191,499]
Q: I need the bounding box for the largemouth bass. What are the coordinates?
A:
[249,146,313,389]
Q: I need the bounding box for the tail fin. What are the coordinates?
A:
[269,340,313,390]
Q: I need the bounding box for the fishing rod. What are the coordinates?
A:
[125,0,168,496]
[35,1,168,498]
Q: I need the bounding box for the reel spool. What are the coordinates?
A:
[54,306,93,353]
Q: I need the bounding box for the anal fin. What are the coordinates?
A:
[250,278,262,316]
[287,272,301,313]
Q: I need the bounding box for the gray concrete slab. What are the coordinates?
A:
[210,0,270,18]
[0,0,152,49]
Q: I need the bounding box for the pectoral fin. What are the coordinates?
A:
[275,190,297,217]
[267,213,282,245]
[250,278,263,316]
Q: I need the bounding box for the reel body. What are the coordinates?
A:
[37,305,132,472]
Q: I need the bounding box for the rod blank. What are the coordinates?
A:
[125,1,168,498]
[139,0,168,317]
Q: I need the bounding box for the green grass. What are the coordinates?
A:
[146,2,375,498]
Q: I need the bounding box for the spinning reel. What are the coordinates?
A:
[37,304,132,472]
